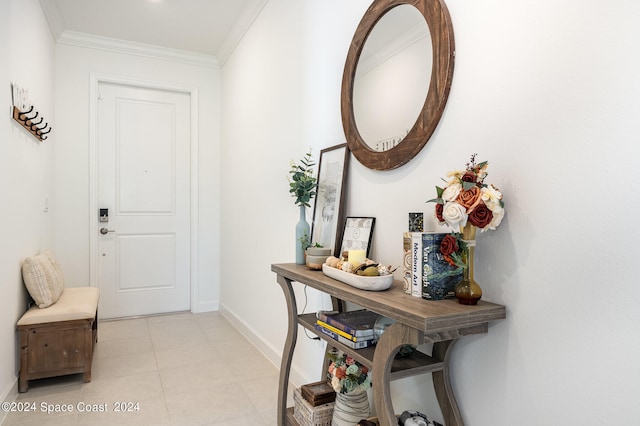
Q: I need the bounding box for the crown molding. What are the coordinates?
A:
[57,31,219,69]
[38,0,268,68]
[216,0,269,66]
[39,0,64,41]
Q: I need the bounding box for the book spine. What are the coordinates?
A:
[421,233,435,298]
[403,232,412,295]
[316,320,372,342]
[411,233,423,297]
[315,324,374,349]
[315,313,374,337]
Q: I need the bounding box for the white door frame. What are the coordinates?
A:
[88,73,199,313]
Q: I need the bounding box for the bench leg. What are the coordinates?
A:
[83,321,94,383]
[18,376,28,393]
[18,329,28,392]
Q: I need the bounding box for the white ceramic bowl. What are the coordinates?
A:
[322,264,394,291]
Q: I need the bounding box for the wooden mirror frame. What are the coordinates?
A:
[341,0,455,170]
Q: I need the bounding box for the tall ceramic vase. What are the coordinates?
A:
[295,205,310,265]
[331,391,370,426]
[455,223,483,305]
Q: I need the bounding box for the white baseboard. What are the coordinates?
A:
[0,377,18,424]
[218,303,313,388]
[193,300,219,313]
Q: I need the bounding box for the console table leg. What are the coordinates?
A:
[372,322,422,426]
[277,275,298,426]
[432,340,464,426]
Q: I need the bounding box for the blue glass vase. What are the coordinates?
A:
[295,205,310,265]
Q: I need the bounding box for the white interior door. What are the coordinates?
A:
[97,82,191,319]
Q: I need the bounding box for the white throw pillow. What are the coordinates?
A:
[41,250,65,298]
[21,253,65,308]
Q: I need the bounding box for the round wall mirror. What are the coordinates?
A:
[341,0,455,170]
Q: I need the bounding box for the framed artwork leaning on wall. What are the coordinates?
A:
[340,217,376,258]
[311,143,350,257]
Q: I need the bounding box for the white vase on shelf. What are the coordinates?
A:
[331,390,370,426]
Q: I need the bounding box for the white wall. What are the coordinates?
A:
[0,0,55,409]
[220,0,640,424]
[220,0,370,389]
[53,42,221,312]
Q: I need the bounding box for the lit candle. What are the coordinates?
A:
[348,250,366,268]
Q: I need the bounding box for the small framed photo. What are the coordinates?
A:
[340,217,375,257]
[311,143,350,257]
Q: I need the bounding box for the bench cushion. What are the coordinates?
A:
[21,252,65,308]
[17,287,100,326]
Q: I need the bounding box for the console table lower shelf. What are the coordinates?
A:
[272,263,506,426]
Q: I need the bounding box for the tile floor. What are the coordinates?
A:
[2,311,292,426]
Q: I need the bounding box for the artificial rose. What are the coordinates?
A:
[440,234,459,257]
[335,366,347,379]
[468,202,493,228]
[484,206,504,231]
[442,202,468,229]
[435,203,444,222]
[462,171,476,182]
[456,186,481,210]
[441,183,462,202]
[331,376,341,393]
[445,169,464,184]
[481,185,503,209]
[345,356,355,366]
[346,364,360,376]
[440,234,459,267]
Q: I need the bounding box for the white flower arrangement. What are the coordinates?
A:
[428,154,505,232]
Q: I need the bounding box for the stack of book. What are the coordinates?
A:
[404,232,463,300]
[315,309,380,349]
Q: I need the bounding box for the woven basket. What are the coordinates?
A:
[293,388,335,426]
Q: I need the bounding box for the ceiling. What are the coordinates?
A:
[39,0,269,66]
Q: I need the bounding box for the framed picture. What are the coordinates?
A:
[311,143,350,257]
[340,217,375,258]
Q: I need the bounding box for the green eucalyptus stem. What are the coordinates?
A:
[289,149,318,207]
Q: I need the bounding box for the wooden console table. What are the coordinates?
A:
[273,263,506,426]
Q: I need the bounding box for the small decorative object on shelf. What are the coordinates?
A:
[373,316,416,358]
[408,212,424,232]
[427,154,505,304]
[399,410,444,426]
[306,246,331,270]
[289,149,318,265]
[327,348,371,426]
[301,380,336,407]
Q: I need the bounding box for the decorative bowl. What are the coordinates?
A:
[322,264,394,291]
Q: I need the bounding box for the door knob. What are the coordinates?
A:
[99,227,115,235]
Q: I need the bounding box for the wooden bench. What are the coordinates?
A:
[17,252,99,392]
